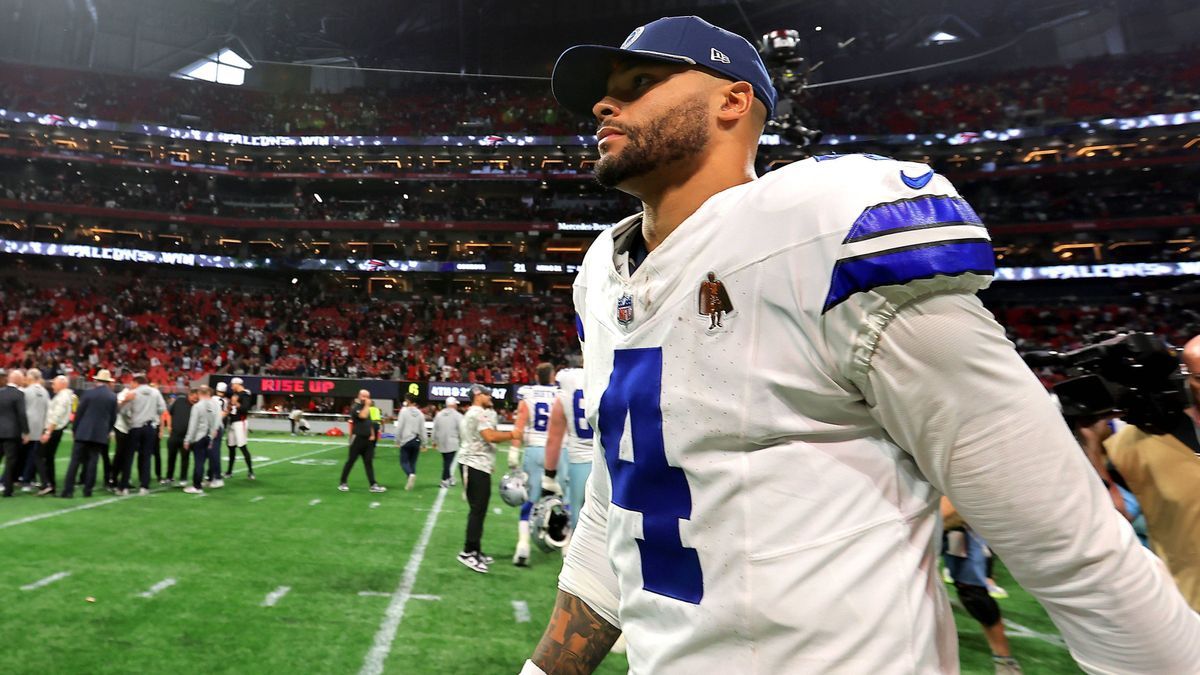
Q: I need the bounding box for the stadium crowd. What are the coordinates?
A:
[0,166,635,225]
[12,165,1199,225]
[807,49,1200,135]
[3,48,1199,137]
[0,275,577,389]
[993,289,1200,388]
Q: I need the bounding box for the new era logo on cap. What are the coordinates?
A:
[622,26,644,49]
[710,48,730,64]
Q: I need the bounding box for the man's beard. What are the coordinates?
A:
[594,98,710,189]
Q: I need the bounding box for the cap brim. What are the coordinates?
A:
[552,45,691,117]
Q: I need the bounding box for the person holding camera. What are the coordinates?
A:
[338,389,386,494]
[1104,334,1200,611]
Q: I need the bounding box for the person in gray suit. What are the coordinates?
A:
[60,370,119,498]
[0,368,30,498]
[18,368,49,490]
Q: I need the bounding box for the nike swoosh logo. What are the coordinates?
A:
[900,169,935,189]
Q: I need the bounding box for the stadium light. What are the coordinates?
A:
[925,30,961,45]
[171,48,252,86]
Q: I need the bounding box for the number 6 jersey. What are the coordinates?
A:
[561,154,995,674]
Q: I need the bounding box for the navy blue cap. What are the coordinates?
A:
[552,16,777,119]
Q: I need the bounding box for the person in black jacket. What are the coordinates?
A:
[60,370,119,498]
[164,389,198,484]
[0,369,30,498]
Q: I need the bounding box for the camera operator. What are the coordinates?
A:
[1072,417,1134,523]
[1104,334,1200,612]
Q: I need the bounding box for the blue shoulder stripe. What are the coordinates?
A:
[822,239,995,313]
[845,195,982,243]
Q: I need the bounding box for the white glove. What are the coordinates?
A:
[541,473,562,496]
[507,448,520,470]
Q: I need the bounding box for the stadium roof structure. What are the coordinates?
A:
[0,0,1191,84]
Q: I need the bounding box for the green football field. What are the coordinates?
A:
[0,432,1080,674]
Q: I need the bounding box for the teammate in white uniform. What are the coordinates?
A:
[544,367,594,532]
[522,15,1200,675]
[511,363,562,566]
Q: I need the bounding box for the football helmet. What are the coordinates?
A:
[499,469,529,507]
[530,494,572,553]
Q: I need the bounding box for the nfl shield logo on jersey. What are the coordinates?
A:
[616,293,634,326]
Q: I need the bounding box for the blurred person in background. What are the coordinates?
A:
[510,363,561,567]
[224,377,255,480]
[1104,334,1200,611]
[369,400,383,463]
[17,368,49,492]
[4,370,26,482]
[36,375,74,496]
[182,386,219,495]
[456,384,510,574]
[126,373,167,495]
[289,402,303,435]
[395,393,425,491]
[941,498,1021,674]
[164,388,198,485]
[111,384,136,496]
[431,396,463,488]
[210,381,229,483]
[0,368,29,497]
[544,366,591,532]
[338,389,386,494]
[60,369,118,498]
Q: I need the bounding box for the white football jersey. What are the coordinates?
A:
[518,384,559,448]
[566,155,994,673]
[554,368,594,464]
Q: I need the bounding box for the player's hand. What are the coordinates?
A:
[507,447,520,470]
[541,474,562,497]
[40,431,50,444]
[184,442,190,450]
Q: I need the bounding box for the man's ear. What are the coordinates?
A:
[717,81,755,122]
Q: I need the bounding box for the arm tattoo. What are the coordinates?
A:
[531,591,621,674]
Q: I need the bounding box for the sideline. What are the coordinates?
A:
[0,444,342,530]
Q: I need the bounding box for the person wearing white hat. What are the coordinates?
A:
[224,377,255,480]
[206,381,229,487]
[431,396,464,488]
[60,369,119,498]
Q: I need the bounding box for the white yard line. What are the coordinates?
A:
[358,591,392,598]
[411,594,441,602]
[0,444,342,530]
[1003,619,1067,648]
[369,502,381,509]
[511,600,531,623]
[20,570,71,591]
[309,499,321,506]
[358,487,449,675]
[262,586,292,607]
[950,598,1066,649]
[250,496,265,502]
[138,577,176,598]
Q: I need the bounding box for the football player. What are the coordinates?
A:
[510,363,561,566]
[544,366,593,532]
[522,15,1200,675]
[224,377,255,480]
